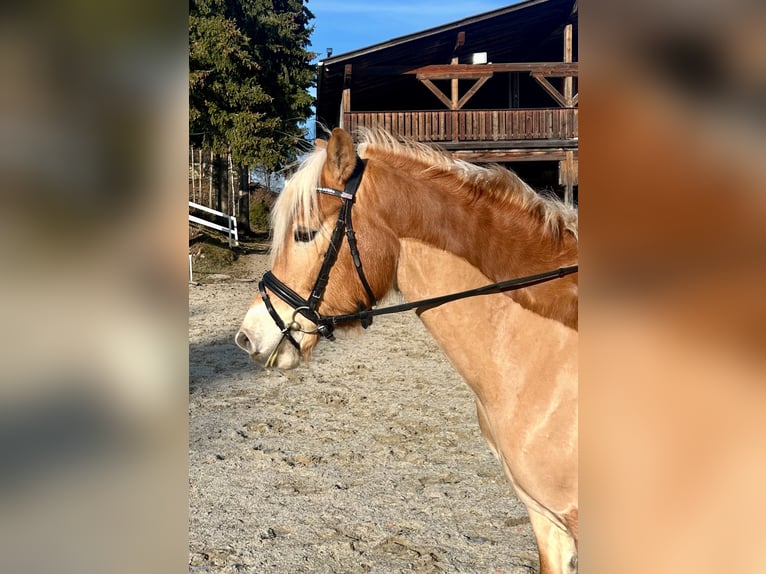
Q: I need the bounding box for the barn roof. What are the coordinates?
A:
[316,0,578,128]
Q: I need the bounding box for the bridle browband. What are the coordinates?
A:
[258,154,578,365]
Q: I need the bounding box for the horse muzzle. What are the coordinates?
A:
[235,300,318,369]
[235,325,302,369]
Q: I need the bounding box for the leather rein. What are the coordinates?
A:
[258,155,578,362]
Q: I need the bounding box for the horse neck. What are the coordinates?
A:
[395,239,578,407]
[395,239,578,530]
[368,157,576,277]
[364,156,579,328]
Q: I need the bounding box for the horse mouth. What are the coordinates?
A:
[257,351,301,370]
[235,328,307,370]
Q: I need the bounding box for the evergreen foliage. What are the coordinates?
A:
[189,0,315,172]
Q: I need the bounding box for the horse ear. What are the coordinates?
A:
[324,128,356,185]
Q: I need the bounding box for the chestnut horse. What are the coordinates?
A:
[236,128,578,573]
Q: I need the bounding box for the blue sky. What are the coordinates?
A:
[307,0,519,62]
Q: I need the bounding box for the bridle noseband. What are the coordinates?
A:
[257,153,578,367]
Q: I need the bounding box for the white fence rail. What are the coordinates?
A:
[188,201,238,247]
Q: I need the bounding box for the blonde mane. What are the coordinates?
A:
[356,128,578,241]
[270,128,578,263]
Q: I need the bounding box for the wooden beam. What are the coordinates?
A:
[531,73,568,108]
[440,140,578,151]
[450,149,572,162]
[411,62,577,79]
[417,68,493,81]
[347,62,578,78]
[419,78,453,109]
[457,76,491,110]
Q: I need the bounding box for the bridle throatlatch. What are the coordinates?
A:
[258,154,578,367]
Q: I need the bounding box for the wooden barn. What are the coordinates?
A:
[315,0,578,204]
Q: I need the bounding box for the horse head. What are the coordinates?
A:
[235,128,399,368]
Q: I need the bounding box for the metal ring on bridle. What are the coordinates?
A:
[289,307,320,334]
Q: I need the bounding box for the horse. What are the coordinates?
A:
[235,127,579,573]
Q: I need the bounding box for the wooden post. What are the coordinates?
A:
[450,31,465,111]
[450,57,459,110]
[200,148,205,203]
[563,24,575,203]
[228,152,235,217]
[564,24,573,107]
[189,145,194,202]
[559,150,576,206]
[340,64,352,128]
[208,150,213,207]
[191,147,197,204]
[451,64,459,140]
[340,90,350,128]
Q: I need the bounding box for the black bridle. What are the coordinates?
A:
[258,157,374,353]
[258,154,578,360]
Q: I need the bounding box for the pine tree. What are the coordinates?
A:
[189,0,315,231]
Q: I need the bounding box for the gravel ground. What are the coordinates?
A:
[189,251,538,573]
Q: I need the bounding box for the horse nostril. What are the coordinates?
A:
[235,329,253,353]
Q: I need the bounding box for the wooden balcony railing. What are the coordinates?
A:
[344,108,577,143]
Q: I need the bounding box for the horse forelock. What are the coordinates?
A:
[356,128,578,242]
[269,147,326,265]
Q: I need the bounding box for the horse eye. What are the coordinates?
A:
[293,227,317,243]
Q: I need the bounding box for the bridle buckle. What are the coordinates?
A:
[316,323,335,341]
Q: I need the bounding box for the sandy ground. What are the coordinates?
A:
[189,250,538,573]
